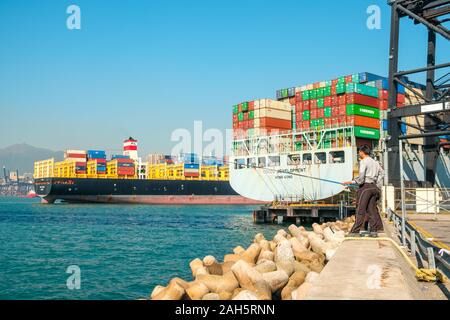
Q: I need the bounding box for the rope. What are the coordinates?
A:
[343,237,448,283]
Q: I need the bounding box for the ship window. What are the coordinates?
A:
[247,158,257,168]
[288,154,301,166]
[268,156,280,167]
[329,151,345,164]
[303,153,312,165]
[258,157,266,168]
[314,152,327,164]
[236,158,246,169]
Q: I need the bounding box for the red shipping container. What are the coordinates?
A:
[331,95,338,106]
[238,104,242,113]
[345,75,353,83]
[66,153,86,159]
[313,82,320,89]
[379,100,388,110]
[317,108,324,118]
[259,117,292,129]
[324,118,332,128]
[379,89,389,100]
[331,85,337,96]
[296,111,302,120]
[346,115,380,129]
[233,114,238,122]
[243,113,249,121]
[324,96,332,107]
[295,102,303,113]
[310,99,318,109]
[302,100,311,110]
[338,95,347,105]
[345,93,379,109]
[248,120,254,128]
[301,121,310,130]
[337,116,346,127]
[332,79,338,86]
[337,105,347,116]
[295,92,303,102]
[310,109,318,119]
[248,101,255,111]
[233,122,239,129]
[397,94,405,106]
[289,97,296,106]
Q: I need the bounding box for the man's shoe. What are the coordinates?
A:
[369,232,378,238]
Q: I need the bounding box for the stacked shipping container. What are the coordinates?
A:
[232,99,292,139]
[271,72,430,147]
[64,150,87,174]
[87,150,107,175]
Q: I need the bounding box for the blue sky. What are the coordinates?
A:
[0,0,448,155]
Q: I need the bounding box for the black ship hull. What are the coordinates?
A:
[34,178,265,205]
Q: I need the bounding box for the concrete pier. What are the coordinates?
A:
[305,221,448,300]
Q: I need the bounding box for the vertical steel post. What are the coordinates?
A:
[427,247,436,270]
[433,186,438,221]
[387,2,400,186]
[410,230,416,256]
[399,139,407,246]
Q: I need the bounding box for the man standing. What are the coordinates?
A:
[343,145,384,235]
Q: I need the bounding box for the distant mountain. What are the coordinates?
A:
[0,144,63,174]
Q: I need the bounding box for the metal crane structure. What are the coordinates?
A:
[387,0,450,187]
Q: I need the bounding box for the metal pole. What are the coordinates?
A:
[410,230,416,256]
[433,186,438,221]
[399,139,407,246]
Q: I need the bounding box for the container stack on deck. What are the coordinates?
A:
[232,99,292,139]
[64,150,87,175]
[87,150,107,176]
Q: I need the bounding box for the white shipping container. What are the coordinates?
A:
[66,150,87,154]
[258,108,292,120]
[254,109,260,119]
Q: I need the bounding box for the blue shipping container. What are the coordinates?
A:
[112,155,130,160]
[184,164,200,170]
[358,72,384,83]
[382,119,388,131]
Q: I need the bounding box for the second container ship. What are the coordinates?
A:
[33,138,264,205]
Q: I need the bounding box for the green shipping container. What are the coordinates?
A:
[336,83,346,95]
[302,110,310,121]
[317,98,324,108]
[233,105,239,114]
[282,89,289,98]
[295,141,302,151]
[249,111,255,120]
[354,126,380,140]
[310,89,318,99]
[324,107,332,118]
[345,83,379,98]
[325,80,332,87]
[242,102,249,112]
[323,86,332,97]
[337,77,346,84]
[302,90,310,101]
[352,73,360,83]
[346,104,380,118]
[317,88,324,98]
[238,112,244,122]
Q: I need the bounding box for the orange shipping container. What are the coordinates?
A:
[258,117,292,129]
[346,115,380,129]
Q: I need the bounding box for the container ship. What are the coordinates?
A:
[33,138,264,205]
[229,72,450,202]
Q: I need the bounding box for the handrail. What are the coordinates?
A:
[387,208,450,279]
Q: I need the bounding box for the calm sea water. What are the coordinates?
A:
[0,197,281,300]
